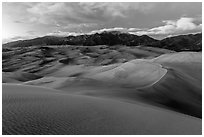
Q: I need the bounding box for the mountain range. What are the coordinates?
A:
[3,31,202,52]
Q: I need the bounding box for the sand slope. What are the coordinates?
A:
[153,52,202,81]
[84,59,167,88]
[2,84,201,135]
[2,71,42,83]
[2,52,202,134]
[19,52,202,118]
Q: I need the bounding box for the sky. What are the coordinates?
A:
[2,2,202,43]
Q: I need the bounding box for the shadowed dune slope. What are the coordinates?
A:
[24,76,76,88]
[2,84,201,135]
[138,69,202,118]
[2,71,42,83]
[138,52,202,117]
[153,52,202,81]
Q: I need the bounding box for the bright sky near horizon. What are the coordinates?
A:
[2,2,202,43]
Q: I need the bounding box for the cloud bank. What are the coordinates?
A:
[2,2,202,42]
[47,17,202,39]
[134,17,202,36]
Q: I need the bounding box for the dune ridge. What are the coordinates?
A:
[2,52,202,134]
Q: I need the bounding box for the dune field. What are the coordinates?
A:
[2,2,203,135]
[2,50,202,135]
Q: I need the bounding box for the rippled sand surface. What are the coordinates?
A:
[3,84,201,135]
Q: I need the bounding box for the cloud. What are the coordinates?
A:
[25,2,156,25]
[2,35,36,44]
[46,31,84,37]
[63,23,98,30]
[3,3,202,41]
[78,2,156,18]
[47,27,144,37]
[14,20,24,23]
[46,28,127,37]
[47,17,201,39]
[26,30,36,35]
[79,3,131,18]
[89,27,129,34]
[134,17,202,36]
[88,27,146,34]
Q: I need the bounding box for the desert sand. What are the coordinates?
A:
[2,84,201,135]
[2,52,202,135]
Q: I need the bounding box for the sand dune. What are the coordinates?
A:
[45,65,88,77]
[153,52,202,63]
[139,69,202,118]
[2,71,42,83]
[18,52,202,118]
[2,52,202,134]
[84,59,167,88]
[153,52,202,81]
[24,76,75,88]
[2,77,21,83]
[2,84,201,135]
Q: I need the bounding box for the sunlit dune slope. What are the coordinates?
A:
[2,84,201,135]
[84,59,167,88]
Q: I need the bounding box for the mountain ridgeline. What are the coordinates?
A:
[148,33,202,52]
[3,31,202,52]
